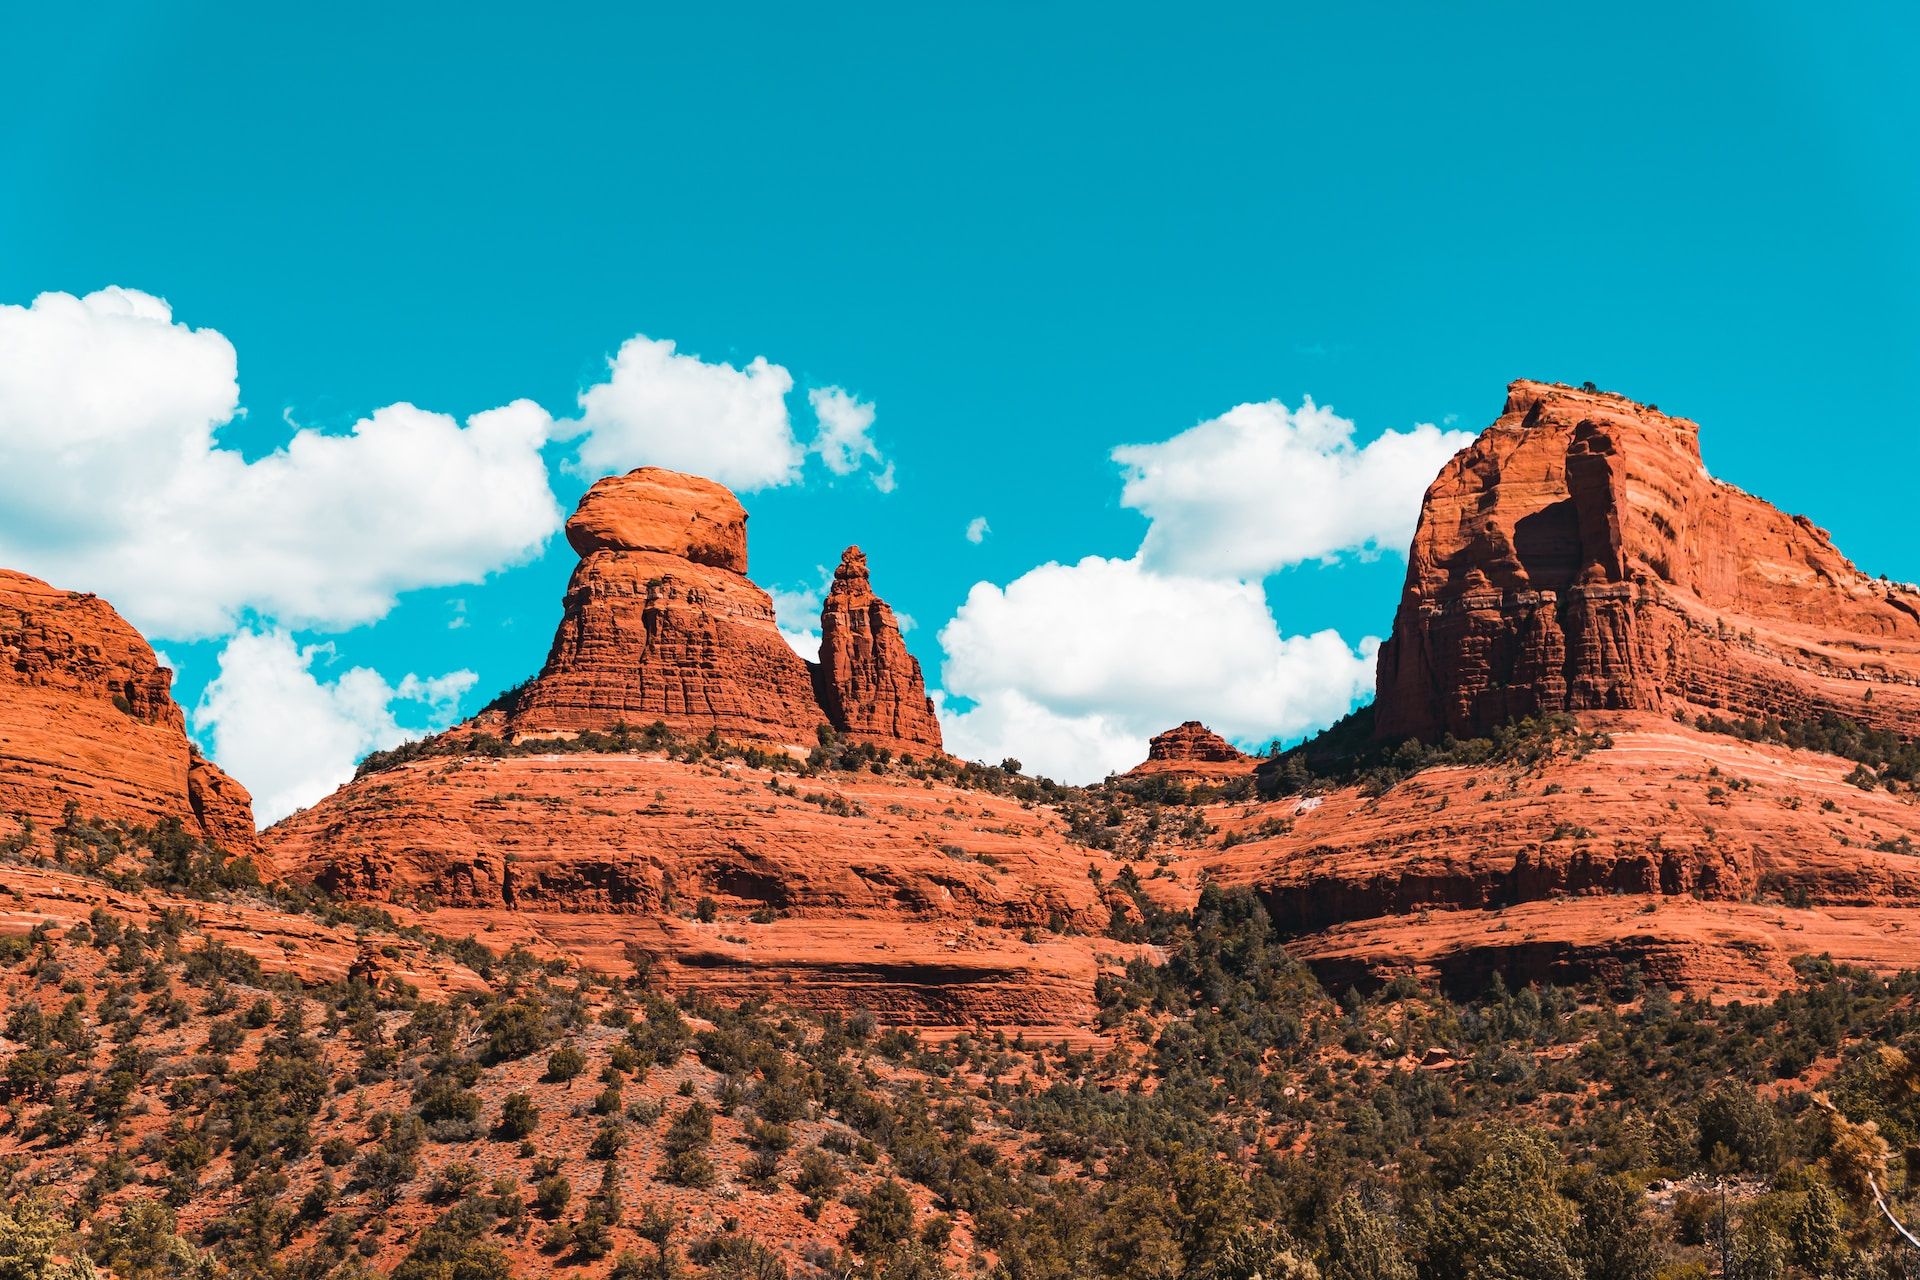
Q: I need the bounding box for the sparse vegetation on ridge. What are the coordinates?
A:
[352,720,1077,808]
[1691,710,1920,791]
[1252,705,1614,801]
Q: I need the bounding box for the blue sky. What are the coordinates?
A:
[3,3,1917,819]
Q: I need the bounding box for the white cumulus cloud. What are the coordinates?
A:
[1114,397,1472,580]
[937,555,1376,781]
[769,573,828,664]
[195,629,477,825]
[934,688,1141,785]
[807,386,891,489]
[932,394,1459,780]
[564,334,802,490]
[1,285,901,816]
[0,288,562,640]
[965,516,990,545]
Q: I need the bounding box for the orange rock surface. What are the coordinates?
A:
[267,750,1147,1031]
[0,862,478,994]
[561,465,751,568]
[0,568,257,854]
[815,546,942,752]
[505,468,825,744]
[1208,716,1920,996]
[1375,380,1920,742]
[267,468,1082,1026]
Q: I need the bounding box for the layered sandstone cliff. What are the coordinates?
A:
[267,750,1139,1030]
[1209,713,1920,997]
[503,468,941,753]
[1375,380,1920,742]
[1209,381,1920,995]
[504,469,826,743]
[0,568,257,853]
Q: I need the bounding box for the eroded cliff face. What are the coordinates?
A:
[1374,380,1920,743]
[1207,713,1920,997]
[503,468,942,753]
[0,568,257,853]
[266,750,1145,1030]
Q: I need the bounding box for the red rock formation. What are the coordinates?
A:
[0,568,257,854]
[1148,722,1248,765]
[1208,379,1920,996]
[815,547,942,752]
[505,468,827,745]
[187,752,260,852]
[1123,721,1255,782]
[1375,380,1920,743]
[267,750,1145,1031]
[1207,713,1920,997]
[266,469,1140,1029]
[562,465,750,568]
[505,469,943,754]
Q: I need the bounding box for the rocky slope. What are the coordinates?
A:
[1209,713,1920,996]
[0,568,257,854]
[268,747,1145,1031]
[1208,382,1920,995]
[1375,379,1920,742]
[7,821,1916,1278]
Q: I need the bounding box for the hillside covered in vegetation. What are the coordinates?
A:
[5,817,1920,1278]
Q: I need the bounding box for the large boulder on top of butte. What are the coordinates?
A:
[504,466,943,753]
[1374,379,1920,742]
[0,568,257,854]
[562,466,750,569]
[815,547,942,752]
[505,468,827,745]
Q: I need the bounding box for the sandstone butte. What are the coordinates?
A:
[0,567,258,858]
[1202,380,1920,997]
[501,467,941,752]
[1123,720,1257,783]
[266,467,1155,1034]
